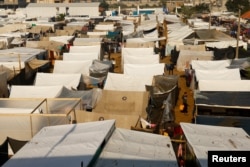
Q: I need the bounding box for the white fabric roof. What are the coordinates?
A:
[49,36,75,44]
[94,24,114,31]
[195,68,241,81]
[69,45,101,56]
[63,52,99,61]
[0,47,45,69]
[95,128,178,167]
[123,54,159,64]
[126,37,166,43]
[122,47,154,57]
[124,64,165,77]
[0,108,40,114]
[87,31,107,36]
[177,50,213,71]
[104,73,153,91]
[53,60,93,76]
[9,85,63,98]
[3,120,116,167]
[198,80,250,91]
[167,24,194,47]
[73,37,102,46]
[34,73,81,89]
[191,60,231,70]
[181,123,250,167]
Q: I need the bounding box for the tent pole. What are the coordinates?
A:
[236,9,241,59]
[18,54,21,71]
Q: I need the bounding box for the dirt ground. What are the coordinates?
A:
[111,52,194,127]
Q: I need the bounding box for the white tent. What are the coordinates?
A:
[0,47,46,70]
[4,120,178,167]
[195,68,241,81]
[176,50,213,71]
[69,45,101,54]
[198,80,250,91]
[95,128,178,167]
[94,24,114,31]
[53,60,93,76]
[3,120,116,167]
[123,54,159,64]
[124,64,165,77]
[9,85,64,98]
[34,73,81,89]
[63,52,99,61]
[167,24,194,48]
[49,36,75,44]
[122,47,154,57]
[191,60,231,70]
[180,123,250,167]
[0,98,81,144]
[73,37,102,46]
[104,72,153,91]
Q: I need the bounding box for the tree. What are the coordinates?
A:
[225,0,250,14]
[194,3,210,13]
[99,1,109,11]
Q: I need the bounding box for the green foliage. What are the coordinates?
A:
[180,3,209,19]
[180,6,194,19]
[194,3,210,13]
[56,13,65,21]
[225,0,250,14]
[99,1,109,11]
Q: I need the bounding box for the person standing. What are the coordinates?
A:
[182,92,188,113]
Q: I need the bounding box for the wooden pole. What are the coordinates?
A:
[18,54,21,71]
[236,9,241,59]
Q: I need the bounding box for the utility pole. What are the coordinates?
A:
[236,8,241,59]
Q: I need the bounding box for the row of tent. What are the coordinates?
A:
[2,119,250,167]
[1,10,250,167]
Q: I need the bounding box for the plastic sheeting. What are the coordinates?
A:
[195,91,250,108]
[191,59,231,70]
[124,64,165,77]
[104,72,153,91]
[198,80,250,91]
[95,128,178,167]
[34,73,81,89]
[0,47,45,70]
[181,123,250,167]
[205,40,247,49]
[53,60,93,76]
[177,50,213,71]
[63,52,99,61]
[195,68,241,81]
[3,120,116,167]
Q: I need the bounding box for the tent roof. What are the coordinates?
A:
[3,120,178,167]
[95,128,178,167]
[27,2,100,8]
[181,123,250,167]
[241,10,250,19]
[104,72,153,91]
[195,91,250,109]
[3,120,116,167]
